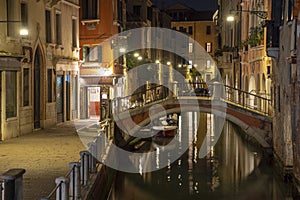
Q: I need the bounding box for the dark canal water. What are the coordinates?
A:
[109,112,294,200]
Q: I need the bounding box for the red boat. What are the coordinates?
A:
[152,125,178,137]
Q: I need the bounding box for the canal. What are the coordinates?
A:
[109,112,294,200]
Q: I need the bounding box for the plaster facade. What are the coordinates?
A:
[0,0,80,140]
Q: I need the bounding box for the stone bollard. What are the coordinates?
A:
[79,151,90,186]
[0,168,26,200]
[88,142,97,173]
[69,162,81,200]
[55,177,69,200]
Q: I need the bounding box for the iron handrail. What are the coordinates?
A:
[113,82,272,116]
[43,181,62,199]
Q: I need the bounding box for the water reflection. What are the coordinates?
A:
[110,112,294,200]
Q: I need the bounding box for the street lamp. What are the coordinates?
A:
[227,10,268,21]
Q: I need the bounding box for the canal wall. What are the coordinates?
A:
[83,164,116,200]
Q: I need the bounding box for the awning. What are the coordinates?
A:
[0,57,21,71]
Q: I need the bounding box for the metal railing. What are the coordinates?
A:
[40,119,112,200]
[112,84,170,112]
[112,82,272,117]
[223,85,272,116]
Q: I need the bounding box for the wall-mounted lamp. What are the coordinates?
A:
[20,29,28,36]
[227,10,268,21]
[0,20,29,36]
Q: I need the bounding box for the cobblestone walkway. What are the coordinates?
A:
[0,120,96,200]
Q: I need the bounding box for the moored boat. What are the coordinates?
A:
[152,125,178,137]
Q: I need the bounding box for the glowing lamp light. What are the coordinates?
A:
[20,29,28,36]
[226,15,235,22]
[119,47,126,53]
[137,56,142,61]
[134,52,139,57]
[167,61,171,65]
[155,60,160,64]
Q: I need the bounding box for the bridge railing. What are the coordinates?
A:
[112,82,272,117]
[223,85,272,116]
[112,84,169,112]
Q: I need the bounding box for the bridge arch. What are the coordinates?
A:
[116,99,272,148]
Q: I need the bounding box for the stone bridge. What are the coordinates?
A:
[113,94,272,148]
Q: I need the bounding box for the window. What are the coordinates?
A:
[189,42,193,53]
[7,0,15,37]
[206,60,211,69]
[45,10,52,43]
[82,46,89,62]
[82,46,102,62]
[48,69,53,102]
[206,26,211,35]
[133,5,141,16]
[188,26,193,34]
[147,6,152,21]
[6,71,17,118]
[205,73,211,82]
[82,0,98,19]
[21,3,28,27]
[56,12,62,45]
[179,12,183,20]
[206,42,212,53]
[288,0,294,21]
[72,18,77,48]
[117,0,123,23]
[23,68,29,106]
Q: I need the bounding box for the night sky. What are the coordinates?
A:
[155,0,218,11]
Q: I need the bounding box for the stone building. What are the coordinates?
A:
[166,3,219,82]
[79,0,125,120]
[267,0,299,180]
[239,0,272,108]
[124,0,173,98]
[0,0,80,140]
[217,0,272,101]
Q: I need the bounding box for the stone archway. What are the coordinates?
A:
[262,74,266,95]
[249,75,256,107]
[256,73,261,95]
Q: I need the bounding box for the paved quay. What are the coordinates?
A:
[0,120,96,200]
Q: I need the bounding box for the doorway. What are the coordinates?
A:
[56,75,64,123]
[34,48,41,129]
